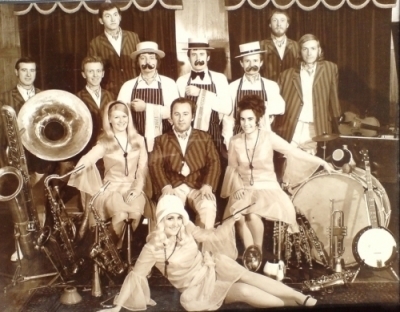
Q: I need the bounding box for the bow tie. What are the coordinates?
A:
[176,131,188,140]
[190,71,205,80]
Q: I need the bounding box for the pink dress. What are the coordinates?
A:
[221,130,324,229]
[114,220,245,311]
[68,136,148,220]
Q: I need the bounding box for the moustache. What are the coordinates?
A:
[141,63,155,70]
[194,60,205,66]
[245,65,259,72]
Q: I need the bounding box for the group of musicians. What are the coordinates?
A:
[0,2,346,310]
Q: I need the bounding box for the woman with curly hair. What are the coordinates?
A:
[98,195,317,311]
[68,100,148,239]
[221,94,334,253]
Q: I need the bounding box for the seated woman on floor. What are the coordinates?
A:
[221,94,334,253]
[68,100,148,240]
[98,194,317,312]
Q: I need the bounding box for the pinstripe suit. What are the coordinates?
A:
[0,87,41,167]
[149,129,221,196]
[76,88,115,155]
[274,61,341,143]
[149,128,221,228]
[260,38,299,82]
[89,30,140,96]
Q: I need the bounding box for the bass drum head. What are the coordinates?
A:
[291,169,390,267]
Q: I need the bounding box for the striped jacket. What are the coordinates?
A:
[260,38,299,82]
[0,87,41,167]
[149,129,221,197]
[76,88,115,155]
[89,30,140,96]
[274,61,341,142]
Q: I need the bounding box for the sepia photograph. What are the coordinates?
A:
[0,0,398,311]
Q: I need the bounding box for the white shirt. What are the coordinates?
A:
[299,63,317,123]
[272,35,287,60]
[176,69,232,116]
[17,84,35,102]
[86,85,101,108]
[104,28,122,56]
[173,126,192,156]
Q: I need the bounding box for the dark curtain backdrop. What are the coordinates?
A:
[18,2,177,94]
[228,3,393,124]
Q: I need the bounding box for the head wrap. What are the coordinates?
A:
[156,195,189,225]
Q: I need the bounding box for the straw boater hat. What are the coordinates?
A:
[182,38,215,50]
[235,41,266,58]
[156,195,189,225]
[130,41,165,60]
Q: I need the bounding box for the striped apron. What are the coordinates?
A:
[233,78,268,135]
[130,79,172,137]
[186,72,222,151]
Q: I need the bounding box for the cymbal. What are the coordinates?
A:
[312,133,340,142]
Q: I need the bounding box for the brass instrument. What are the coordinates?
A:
[89,181,126,280]
[44,165,85,276]
[297,209,330,267]
[329,199,347,272]
[1,105,41,258]
[302,270,355,292]
[17,90,92,161]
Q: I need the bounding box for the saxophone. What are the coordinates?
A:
[89,181,127,276]
[302,270,355,292]
[0,105,41,259]
[44,165,85,276]
[296,209,330,267]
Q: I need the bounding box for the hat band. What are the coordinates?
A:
[188,42,210,48]
[240,48,261,54]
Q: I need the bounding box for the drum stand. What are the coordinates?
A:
[2,228,59,294]
[351,260,399,283]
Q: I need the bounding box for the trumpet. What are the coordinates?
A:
[329,199,347,272]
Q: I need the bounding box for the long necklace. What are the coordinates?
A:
[163,239,178,278]
[114,135,129,176]
[244,129,260,186]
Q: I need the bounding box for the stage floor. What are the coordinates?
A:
[0,185,399,312]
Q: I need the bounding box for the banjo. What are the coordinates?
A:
[352,149,397,269]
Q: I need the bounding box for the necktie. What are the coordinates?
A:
[190,71,205,80]
[275,39,285,48]
[177,131,188,140]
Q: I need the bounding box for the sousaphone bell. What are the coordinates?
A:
[17,90,92,161]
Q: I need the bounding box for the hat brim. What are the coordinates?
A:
[182,47,215,50]
[131,49,165,60]
[235,50,267,58]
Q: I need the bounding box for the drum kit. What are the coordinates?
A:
[243,132,399,292]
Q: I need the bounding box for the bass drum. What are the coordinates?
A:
[291,168,390,267]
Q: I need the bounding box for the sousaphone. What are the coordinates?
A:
[17,90,92,161]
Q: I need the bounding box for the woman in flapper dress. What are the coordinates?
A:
[68,100,148,239]
[98,195,317,311]
[221,94,334,252]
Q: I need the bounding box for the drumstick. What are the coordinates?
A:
[214,202,255,226]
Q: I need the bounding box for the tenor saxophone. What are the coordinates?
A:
[44,165,85,276]
[89,181,127,276]
[0,105,41,258]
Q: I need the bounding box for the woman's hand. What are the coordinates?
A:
[233,189,245,200]
[322,161,337,174]
[125,189,141,204]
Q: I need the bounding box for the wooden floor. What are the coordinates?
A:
[0,183,399,312]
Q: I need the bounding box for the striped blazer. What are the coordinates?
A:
[89,30,140,96]
[274,61,341,142]
[149,129,221,197]
[260,38,299,82]
[0,87,41,167]
[76,88,115,154]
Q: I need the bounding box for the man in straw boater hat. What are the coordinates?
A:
[118,41,179,152]
[176,38,231,153]
[223,41,285,147]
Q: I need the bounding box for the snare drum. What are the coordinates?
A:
[291,168,390,267]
